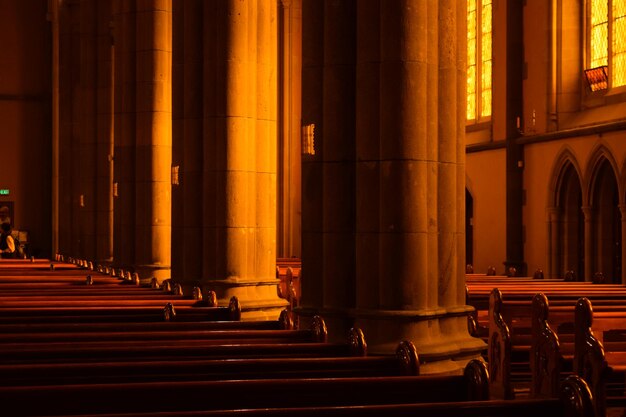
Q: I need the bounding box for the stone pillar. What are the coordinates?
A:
[354,0,483,374]
[277,0,302,258]
[79,0,98,260]
[299,0,325,317]
[95,0,114,264]
[547,207,560,278]
[202,0,286,319]
[113,0,136,269]
[179,0,204,285]
[620,204,626,284]
[133,0,172,281]
[321,0,356,336]
[51,0,60,257]
[355,0,380,312]
[582,206,592,281]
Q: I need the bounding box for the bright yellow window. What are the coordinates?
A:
[588,0,626,88]
[467,0,492,122]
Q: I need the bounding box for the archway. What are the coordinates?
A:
[557,164,583,280]
[591,161,621,283]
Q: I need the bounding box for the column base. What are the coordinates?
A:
[134,264,171,284]
[296,305,486,375]
[201,278,289,321]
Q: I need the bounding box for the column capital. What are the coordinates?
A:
[546,206,560,221]
[279,0,292,8]
[581,205,593,220]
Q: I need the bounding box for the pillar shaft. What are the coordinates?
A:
[134,0,172,280]
[95,0,114,263]
[202,0,286,319]
[277,0,302,258]
[355,0,380,310]
[299,0,325,312]
[548,207,560,278]
[620,205,626,284]
[322,0,356,326]
[113,0,136,269]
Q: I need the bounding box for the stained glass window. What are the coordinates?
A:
[588,0,626,89]
[467,0,492,122]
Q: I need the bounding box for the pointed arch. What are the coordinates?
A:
[547,147,583,209]
[584,144,621,207]
[586,145,621,283]
[547,147,584,280]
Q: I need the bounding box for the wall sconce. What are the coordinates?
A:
[584,66,608,92]
[79,194,85,208]
[302,124,315,156]
[113,182,118,198]
[171,165,180,186]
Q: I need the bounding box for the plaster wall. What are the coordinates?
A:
[466,148,506,274]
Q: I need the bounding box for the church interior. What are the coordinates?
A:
[0,0,625,415]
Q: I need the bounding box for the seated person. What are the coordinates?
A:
[0,223,15,258]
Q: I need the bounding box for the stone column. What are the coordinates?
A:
[321,0,356,336]
[547,207,560,278]
[277,0,302,258]
[179,0,204,285]
[51,0,60,257]
[95,0,114,264]
[113,0,136,269]
[133,0,172,281]
[582,206,592,281]
[79,0,98,260]
[354,0,482,374]
[355,0,380,312]
[202,0,286,319]
[299,0,325,317]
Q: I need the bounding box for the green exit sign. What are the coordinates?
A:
[0,189,9,195]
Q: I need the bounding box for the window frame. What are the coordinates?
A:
[585,0,626,95]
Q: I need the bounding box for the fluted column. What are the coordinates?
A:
[299,0,325,316]
[95,0,114,264]
[133,0,172,281]
[113,0,136,269]
[79,0,98,260]
[321,0,356,336]
[202,0,286,319]
[179,0,204,285]
[582,206,593,281]
[355,0,380,311]
[353,0,482,373]
[277,0,302,258]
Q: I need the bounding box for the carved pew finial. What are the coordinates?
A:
[347,327,367,357]
[396,340,420,376]
[228,296,242,321]
[530,293,561,398]
[311,315,328,343]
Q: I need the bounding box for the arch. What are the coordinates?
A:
[547,147,583,209]
[584,144,621,207]
[587,152,621,284]
[546,148,584,279]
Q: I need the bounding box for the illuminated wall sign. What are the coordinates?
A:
[0,189,9,195]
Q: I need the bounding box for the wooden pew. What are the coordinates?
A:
[0,359,490,416]
[45,376,594,417]
[0,338,417,386]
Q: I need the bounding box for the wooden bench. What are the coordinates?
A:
[0,359,490,416]
[42,376,593,417]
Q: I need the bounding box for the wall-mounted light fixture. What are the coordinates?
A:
[302,124,315,156]
[79,194,85,208]
[171,165,180,186]
[113,182,118,198]
[584,66,608,92]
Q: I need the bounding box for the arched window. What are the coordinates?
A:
[467,0,492,122]
[586,0,626,90]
